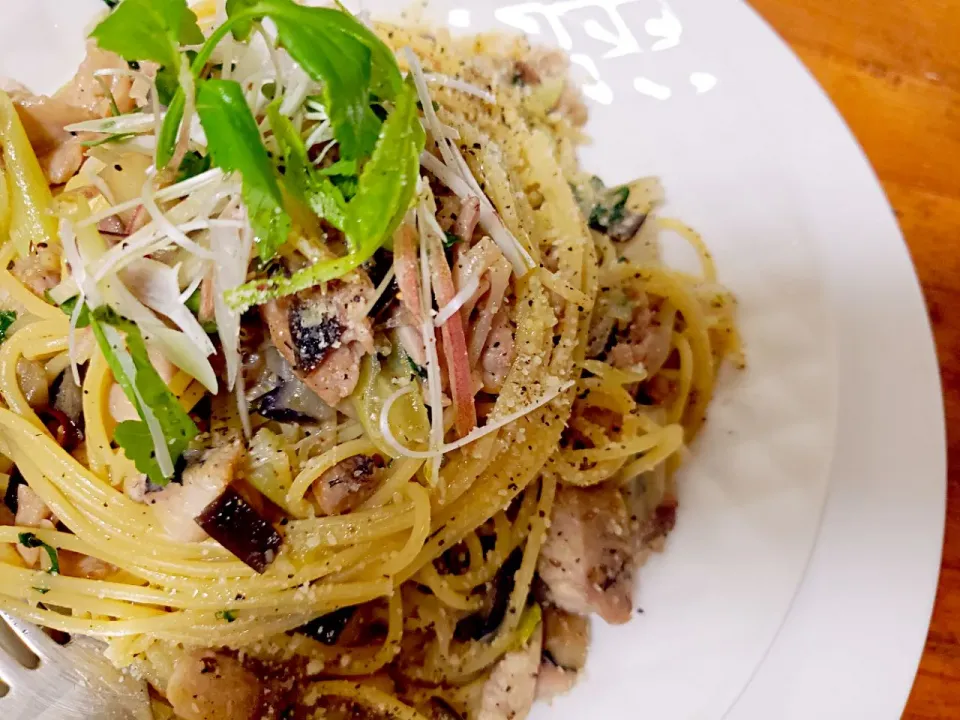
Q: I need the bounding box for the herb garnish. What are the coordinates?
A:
[0,310,17,342]
[18,532,60,575]
[88,309,198,486]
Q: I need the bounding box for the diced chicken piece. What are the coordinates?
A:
[393,308,426,368]
[607,303,671,372]
[311,454,384,516]
[537,484,636,624]
[536,607,589,700]
[146,442,245,543]
[542,606,589,670]
[59,551,115,580]
[14,485,54,567]
[480,310,515,393]
[9,44,134,185]
[15,484,52,527]
[535,664,578,701]
[16,356,49,409]
[262,277,375,407]
[166,650,262,720]
[123,473,149,503]
[11,94,92,184]
[476,624,542,720]
[11,245,61,297]
[55,42,136,118]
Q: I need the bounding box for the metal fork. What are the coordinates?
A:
[0,612,151,719]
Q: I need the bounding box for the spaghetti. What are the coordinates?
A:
[0,4,739,719]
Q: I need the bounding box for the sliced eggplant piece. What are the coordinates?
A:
[41,408,83,452]
[3,468,25,515]
[455,547,523,642]
[295,606,357,645]
[195,487,282,573]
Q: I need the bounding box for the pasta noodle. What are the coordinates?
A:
[0,7,739,720]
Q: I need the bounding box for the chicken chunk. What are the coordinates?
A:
[55,43,136,118]
[16,356,49,409]
[11,245,61,298]
[59,551,115,581]
[11,94,92,184]
[537,484,636,624]
[146,442,245,543]
[607,303,671,373]
[311,454,384,516]
[542,606,589,670]
[9,44,134,185]
[166,650,262,720]
[262,277,375,407]
[480,311,515,393]
[536,607,589,701]
[476,624,542,720]
[14,484,54,567]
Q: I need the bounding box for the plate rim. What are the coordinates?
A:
[721,1,946,716]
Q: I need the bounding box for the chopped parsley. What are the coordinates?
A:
[18,532,60,575]
[0,310,17,342]
[89,309,198,486]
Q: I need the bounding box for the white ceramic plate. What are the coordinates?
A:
[0,1,943,719]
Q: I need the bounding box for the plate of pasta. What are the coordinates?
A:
[0,0,855,718]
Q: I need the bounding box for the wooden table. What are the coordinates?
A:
[748,1,957,717]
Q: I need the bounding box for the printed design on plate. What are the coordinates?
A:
[472,0,717,103]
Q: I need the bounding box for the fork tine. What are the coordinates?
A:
[0,612,59,662]
[0,649,37,690]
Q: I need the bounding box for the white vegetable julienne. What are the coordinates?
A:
[279,64,312,117]
[256,23,285,103]
[101,276,219,393]
[424,73,497,104]
[304,120,333,151]
[101,325,174,478]
[58,219,93,386]
[93,67,163,163]
[48,276,79,306]
[122,258,217,357]
[212,215,254,393]
[178,272,204,305]
[434,275,479,327]
[379,380,573,460]
[65,113,159,135]
[92,218,220,283]
[364,266,396,317]
[404,48,462,177]
[77,168,226,229]
[418,208,480,327]
[58,218,97,303]
[140,171,214,259]
[420,152,534,275]
[406,49,534,274]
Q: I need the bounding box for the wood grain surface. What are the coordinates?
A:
[747,1,956,717]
